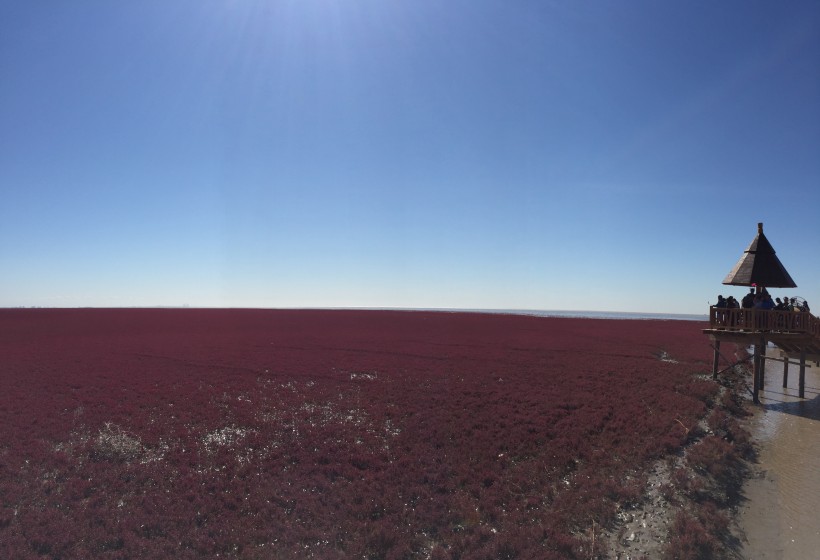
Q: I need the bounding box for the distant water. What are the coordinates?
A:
[473,309,707,321]
[341,308,709,322]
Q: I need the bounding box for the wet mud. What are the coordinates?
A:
[738,348,820,559]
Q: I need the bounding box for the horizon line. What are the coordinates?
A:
[0,305,709,320]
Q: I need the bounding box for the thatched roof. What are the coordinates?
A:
[722,223,796,288]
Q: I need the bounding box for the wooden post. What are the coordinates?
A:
[760,339,767,390]
[752,343,761,404]
[782,352,789,388]
[712,341,721,379]
[799,351,806,399]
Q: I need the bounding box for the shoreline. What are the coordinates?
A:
[736,349,820,559]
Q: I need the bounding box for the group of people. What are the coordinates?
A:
[714,288,810,313]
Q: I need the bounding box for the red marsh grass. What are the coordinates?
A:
[0,309,718,559]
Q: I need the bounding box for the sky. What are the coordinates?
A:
[1,1,819,314]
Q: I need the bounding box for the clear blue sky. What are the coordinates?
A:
[2,1,819,314]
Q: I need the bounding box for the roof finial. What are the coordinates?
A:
[758,222,763,234]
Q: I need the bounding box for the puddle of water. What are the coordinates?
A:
[738,348,820,560]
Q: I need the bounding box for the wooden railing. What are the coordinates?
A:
[709,307,820,337]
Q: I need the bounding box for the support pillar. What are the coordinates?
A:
[782,353,789,388]
[712,341,721,379]
[752,343,761,404]
[760,339,767,391]
[799,351,806,399]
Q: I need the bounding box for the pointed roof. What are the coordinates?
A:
[722,223,797,288]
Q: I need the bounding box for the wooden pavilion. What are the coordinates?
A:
[703,223,820,403]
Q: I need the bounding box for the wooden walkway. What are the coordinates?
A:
[703,307,820,403]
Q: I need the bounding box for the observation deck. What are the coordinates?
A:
[702,222,815,403]
[704,307,820,358]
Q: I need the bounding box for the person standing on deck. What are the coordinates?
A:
[714,295,728,326]
[742,288,756,308]
[758,293,775,310]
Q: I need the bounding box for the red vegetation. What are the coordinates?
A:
[0,309,713,559]
[662,358,752,559]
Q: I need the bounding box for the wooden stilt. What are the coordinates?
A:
[760,339,767,390]
[783,352,789,388]
[752,343,761,404]
[799,351,806,399]
[712,341,721,379]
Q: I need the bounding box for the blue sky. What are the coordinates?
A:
[1,1,819,314]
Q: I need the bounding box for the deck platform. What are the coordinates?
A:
[703,307,820,402]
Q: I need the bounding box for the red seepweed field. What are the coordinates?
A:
[0,309,716,559]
